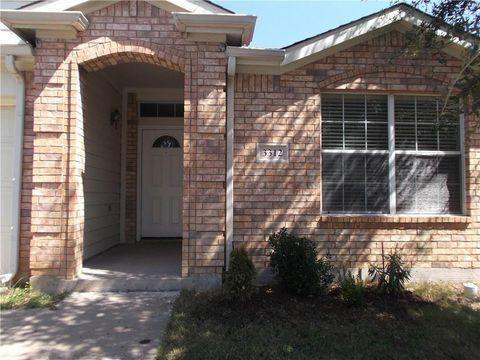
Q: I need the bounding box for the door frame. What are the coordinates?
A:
[136,125,184,241]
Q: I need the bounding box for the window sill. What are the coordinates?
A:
[318,214,471,226]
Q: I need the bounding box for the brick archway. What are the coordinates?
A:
[74,45,191,278]
[26,9,228,280]
[317,64,451,90]
[74,42,185,73]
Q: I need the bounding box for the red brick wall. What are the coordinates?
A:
[21,0,226,279]
[125,93,137,243]
[234,31,480,270]
[17,71,34,281]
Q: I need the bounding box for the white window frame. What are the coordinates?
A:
[320,93,466,215]
[137,101,184,118]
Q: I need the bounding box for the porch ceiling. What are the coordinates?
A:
[97,62,183,90]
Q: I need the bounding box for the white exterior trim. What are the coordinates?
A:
[320,93,466,215]
[227,4,474,75]
[1,55,24,283]
[225,56,235,269]
[0,10,89,39]
[20,0,233,15]
[459,109,466,215]
[172,12,256,46]
[388,94,396,214]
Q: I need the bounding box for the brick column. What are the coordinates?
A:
[125,93,138,242]
[187,45,227,276]
[29,40,84,279]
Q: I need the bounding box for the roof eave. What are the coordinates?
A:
[21,0,234,15]
[172,12,257,46]
[0,43,34,71]
[228,5,475,75]
[0,10,89,41]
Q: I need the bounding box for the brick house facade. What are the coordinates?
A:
[233,31,479,274]
[1,1,478,286]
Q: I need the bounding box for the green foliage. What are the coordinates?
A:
[369,250,411,298]
[224,247,256,303]
[268,227,334,296]
[158,284,480,360]
[339,270,366,306]
[317,257,335,291]
[0,282,66,310]
[398,1,480,124]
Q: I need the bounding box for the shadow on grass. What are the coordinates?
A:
[158,287,480,360]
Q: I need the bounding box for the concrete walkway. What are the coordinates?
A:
[0,291,178,360]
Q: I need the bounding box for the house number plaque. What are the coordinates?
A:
[256,143,289,163]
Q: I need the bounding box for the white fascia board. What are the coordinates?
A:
[17,0,87,11]
[173,12,256,45]
[0,44,32,56]
[0,25,25,45]
[0,25,35,71]
[393,18,475,58]
[0,10,89,39]
[283,9,407,66]
[0,45,34,72]
[153,0,232,14]
[228,6,476,75]
[227,47,285,66]
[22,0,129,14]
[22,0,232,15]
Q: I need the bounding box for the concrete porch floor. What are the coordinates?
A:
[31,240,222,292]
[64,241,187,292]
[82,241,182,280]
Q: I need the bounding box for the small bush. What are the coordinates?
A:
[368,250,411,298]
[224,247,256,302]
[268,227,334,296]
[339,270,366,306]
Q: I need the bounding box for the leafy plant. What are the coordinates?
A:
[368,250,411,298]
[339,270,366,306]
[317,257,335,291]
[396,1,480,127]
[268,227,333,296]
[224,247,256,303]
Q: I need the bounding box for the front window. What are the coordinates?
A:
[321,94,463,215]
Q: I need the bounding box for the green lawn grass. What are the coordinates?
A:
[158,283,480,360]
[0,285,67,310]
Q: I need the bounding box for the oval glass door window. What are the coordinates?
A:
[153,135,180,148]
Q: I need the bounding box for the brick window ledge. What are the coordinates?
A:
[318,214,471,225]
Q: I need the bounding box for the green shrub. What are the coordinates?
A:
[368,250,411,298]
[268,227,334,296]
[339,270,366,306]
[224,247,256,302]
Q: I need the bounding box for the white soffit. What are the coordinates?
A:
[229,5,474,75]
[172,12,256,46]
[0,18,34,70]
[0,10,89,40]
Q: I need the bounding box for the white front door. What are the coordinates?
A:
[141,129,183,238]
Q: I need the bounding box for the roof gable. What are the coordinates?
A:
[19,0,233,15]
[227,3,475,75]
[1,0,255,46]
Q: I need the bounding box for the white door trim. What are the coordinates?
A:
[136,125,183,241]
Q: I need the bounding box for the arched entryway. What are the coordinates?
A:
[76,52,187,281]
